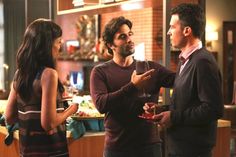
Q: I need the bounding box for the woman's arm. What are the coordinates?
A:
[41,68,78,131]
[5,84,18,125]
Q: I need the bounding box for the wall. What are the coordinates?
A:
[56,0,199,72]
[3,0,25,91]
[0,1,4,89]
[56,60,101,93]
[206,0,236,73]
[3,0,55,91]
[56,8,162,62]
[100,8,161,62]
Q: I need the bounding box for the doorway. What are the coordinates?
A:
[223,22,236,104]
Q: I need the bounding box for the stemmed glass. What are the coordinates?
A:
[136,59,151,98]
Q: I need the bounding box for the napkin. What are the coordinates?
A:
[67,118,86,139]
[0,115,19,146]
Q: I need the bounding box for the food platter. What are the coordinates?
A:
[70,115,104,120]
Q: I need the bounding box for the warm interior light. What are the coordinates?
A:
[206,31,218,50]
[206,31,218,41]
[134,43,145,61]
[121,3,142,11]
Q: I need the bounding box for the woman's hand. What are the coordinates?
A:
[67,103,79,115]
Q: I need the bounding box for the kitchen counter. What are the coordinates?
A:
[212,119,231,157]
[0,100,7,114]
[0,126,105,157]
[0,99,106,157]
[0,120,231,157]
[217,119,231,127]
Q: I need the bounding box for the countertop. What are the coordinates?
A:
[0,125,104,141]
[0,120,229,140]
[0,119,231,157]
[218,119,231,127]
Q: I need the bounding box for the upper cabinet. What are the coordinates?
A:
[57,0,159,15]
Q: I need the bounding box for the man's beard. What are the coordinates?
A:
[119,45,135,58]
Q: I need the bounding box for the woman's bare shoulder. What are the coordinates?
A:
[41,68,58,83]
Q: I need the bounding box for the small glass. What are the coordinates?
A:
[138,102,157,122]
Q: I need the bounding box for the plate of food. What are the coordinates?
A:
[71,110,104,120]
[70,115,104,120]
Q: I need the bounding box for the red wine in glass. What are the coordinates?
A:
[136,60,151,98]
[136,60,147,75]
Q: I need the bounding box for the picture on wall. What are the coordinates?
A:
[59,14,104,61]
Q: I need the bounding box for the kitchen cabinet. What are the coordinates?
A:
[223,22,236,103]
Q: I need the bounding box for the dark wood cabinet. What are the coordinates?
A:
[223,22,236,104]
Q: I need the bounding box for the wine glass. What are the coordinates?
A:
[136,60,151,98]
[139,102,159,122]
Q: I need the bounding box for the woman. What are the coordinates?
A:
[5,18,78,157]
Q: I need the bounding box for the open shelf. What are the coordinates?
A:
[57,0,158,15]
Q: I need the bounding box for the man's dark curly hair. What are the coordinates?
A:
[102,16,132,55]
[171,3,205,39]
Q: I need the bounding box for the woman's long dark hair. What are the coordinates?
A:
[15,18,64,101]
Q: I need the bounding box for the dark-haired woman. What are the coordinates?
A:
[5,18,78,157]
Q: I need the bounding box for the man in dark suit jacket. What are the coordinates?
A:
[151,3,223,157]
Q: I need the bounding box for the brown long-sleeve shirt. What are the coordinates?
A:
[90,59,175,151]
